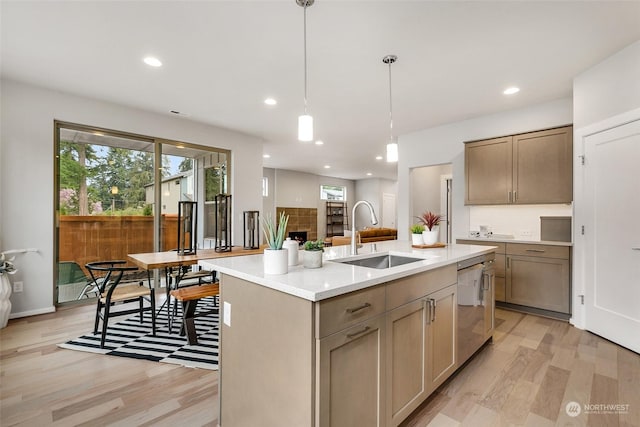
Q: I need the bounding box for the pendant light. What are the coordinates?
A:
[297,0,314,142]
[383,54,398,162]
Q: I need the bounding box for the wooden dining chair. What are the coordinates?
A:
[86,260,156,348]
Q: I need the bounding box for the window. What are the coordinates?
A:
[262,177,269,197]
[320,184,346,201]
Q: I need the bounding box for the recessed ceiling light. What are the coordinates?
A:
[503,87,520,95]
[375,155,383,160]
[143,56,162,67]
[366,172,372,176]
[263,154,271,158]
[315,140,324,145]
[264,98,277,106]
[324,165,331,169]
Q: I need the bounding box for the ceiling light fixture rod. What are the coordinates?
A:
[383,54,398,162]
[384,55,396,143]
[297,0,314,142]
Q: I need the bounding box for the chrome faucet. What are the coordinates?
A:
[351,200,379,255]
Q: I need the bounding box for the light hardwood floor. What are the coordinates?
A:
[1,304,638,426]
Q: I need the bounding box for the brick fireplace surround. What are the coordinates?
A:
[276,207,318,242]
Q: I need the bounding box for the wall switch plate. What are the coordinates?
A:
[520,229,532,238]
[223,301,231,327]
[13,281,23,293]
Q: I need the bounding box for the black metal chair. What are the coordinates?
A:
[86,260,156,348]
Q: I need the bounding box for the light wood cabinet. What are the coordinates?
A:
[318,315,386,427]
[465,125,573,205]
[386,299,428,426]
[426,284,457,391]
[505,243,571,314]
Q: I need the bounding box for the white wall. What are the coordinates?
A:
[397,97,573,241]
[573,40,640,129]
[572,40,640,329]
[468,204,572,241]
[410,164,452,222]
[0,79,263,317]
[269,169,355,238]
[354,178,398,231]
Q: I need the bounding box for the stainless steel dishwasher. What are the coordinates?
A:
[456,253,495,365]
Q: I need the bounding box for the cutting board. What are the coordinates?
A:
[411,242,446,249]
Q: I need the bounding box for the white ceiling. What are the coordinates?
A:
[2,1,639,180]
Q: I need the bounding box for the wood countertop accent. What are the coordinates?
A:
[128,246,264,270]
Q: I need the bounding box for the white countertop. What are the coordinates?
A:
[456,236,573,246]
[199,241,496,302]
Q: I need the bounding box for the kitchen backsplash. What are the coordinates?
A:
[468,204,573,241]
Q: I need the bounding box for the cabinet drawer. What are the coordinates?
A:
[506,243,570,259]
[456,240,506,254]
[386,265,457,311]
[316,285,386,338]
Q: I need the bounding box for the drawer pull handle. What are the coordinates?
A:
[346,326,370,339]
[633,248,640,251]
[525,249,546,253]
[345,302,371,314]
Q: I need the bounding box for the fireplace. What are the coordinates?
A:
[288,231,307,246]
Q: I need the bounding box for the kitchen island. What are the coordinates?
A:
[200,241,496,427]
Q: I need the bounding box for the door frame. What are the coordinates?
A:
[572,106,640,330]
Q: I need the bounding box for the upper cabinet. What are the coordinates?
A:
[465,125,573,205]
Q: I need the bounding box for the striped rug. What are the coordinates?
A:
[58,297,219,370]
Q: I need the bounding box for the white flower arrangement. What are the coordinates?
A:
[0,253,17,275]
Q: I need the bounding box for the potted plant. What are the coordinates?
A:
[0,252,17,328]
[302,239,324,269]
[262,211,290,274]
[410,224,425,245]
[418,211,441,245]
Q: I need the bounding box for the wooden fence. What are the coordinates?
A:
[59,215,179,273]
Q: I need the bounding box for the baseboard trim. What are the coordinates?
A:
[9,306,56,319]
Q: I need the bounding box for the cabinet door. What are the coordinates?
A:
[427,284,457,391]
[465,136,512,205]
[513,126,573,204]
[318,315,385,427]
[386,299,428,426]
[483,269,495,340]
[494,276,506,302]
[506,255,570,313]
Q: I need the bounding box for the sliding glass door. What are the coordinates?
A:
[54,122,229,305]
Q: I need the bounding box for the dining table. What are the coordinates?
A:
[127,246,264,326]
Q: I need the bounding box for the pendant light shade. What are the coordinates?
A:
[383,54,398,162]
[386,141,398,163]
[298,114,313,141]
[297,0,314,142]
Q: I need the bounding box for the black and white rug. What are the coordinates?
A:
[59,297,219,370]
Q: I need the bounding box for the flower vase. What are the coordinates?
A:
[263,248,288,275]
[422,229,439,245]
[0,274,12,328]
[303,250,323,269]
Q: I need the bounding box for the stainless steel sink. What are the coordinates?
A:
[334,254,425,269]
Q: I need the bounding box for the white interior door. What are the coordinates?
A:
[382,193,396,229]
[584,118,640,353]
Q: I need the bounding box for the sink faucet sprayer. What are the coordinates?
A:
[351,200,378,255]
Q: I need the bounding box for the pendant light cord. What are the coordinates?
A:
[303,3,308,115]
[388,60,393,142]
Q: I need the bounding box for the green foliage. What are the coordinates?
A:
[303,240,324,251]
[143,204,153,216]
[410,224,425,234]
[262,212,289,250]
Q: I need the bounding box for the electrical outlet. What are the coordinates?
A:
[520,229,532,238]
[13,281,23,293]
